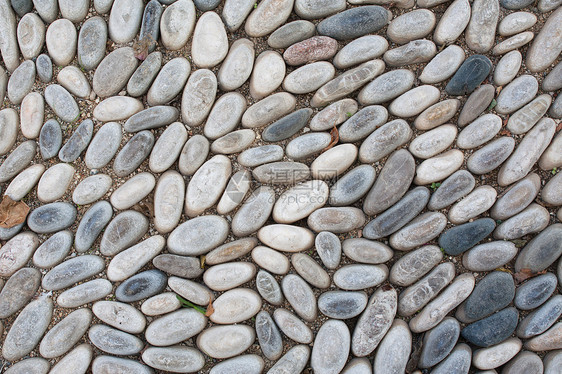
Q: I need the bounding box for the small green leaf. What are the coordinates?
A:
[440,247,445,254]
[552,167,558,175]
[430,182,441,191]
[346,112,353,118]
[254,2,257,8]
[488,99,497,111]
[176,294,207,315]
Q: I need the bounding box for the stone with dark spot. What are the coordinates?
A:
[262,109,313,142]
[461,307,519,347]
[445,55,493,96]
[438,218,496,256]
[317,6,390,41]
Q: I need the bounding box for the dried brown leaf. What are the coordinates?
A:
[0,196,30,228]
[514,268,548,283]
[322,126,339,152]
[556,121,562,133]
[205,301,214,317]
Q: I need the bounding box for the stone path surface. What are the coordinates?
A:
[0,0,561,373]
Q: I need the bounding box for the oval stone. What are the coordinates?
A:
[36,163,74,203]
[252,246,290,275]
[255,311,282,360]
[414,100,460,131]
[153,170,185,233]
[142,346,205,373]
[256,270,284,306]
[167,215,229,255]
[291,253,331,289]
[0,232,39,278]
[472,337,522,371]
[4,358,50,374]
[283,61,336,95]
[160,0,196,50]
[318,291,368,320]
[191,11,228,68]
[409,124,457,158]
[110,172,155,210]
[108,0,143,43]
[145,308,207,346]
[334,264,388,291]
[56,279,113,308]
[311,320,351,374]
[494,203,550,240]
[249,51,285,99]
[463,241,518,271]
[107,235,165,282]
[420,45,465,84]
[72,174,112,205]
[115,269,168,303]
[358,69,415,105]
[439,218,496,256]
[461,307,519,347]
[92,356,153,374]
[359,119,412,163]
[4,164,45,201]
[92,301,146,334]
[44,84,79,123]
[153,254,203,278]
[445,54,493,96]
[94,96,144,122]
[383,39,437,67]
[209,355,264,374]
[45,19,76,66]
[389,85,440,118]
[244,0,293,37]
[112,131,154,177]
[514,273,558,310]
[203,262,256,291]
[268,345,310,374]
[184,155,231,216]
[415,149,465,185]
[494,51,522,86]
[93,47,138,98]
[333,35,388,69]
[419,318,460,368]
[499,11,537,36]
[496,75,539,114]
[77,16,107,71]
[238,145,283,168]
[141,292,181,316]
[448,185,497,224]
[467,137,516,175]
[282,274,317,321]
[389,212,447,251]
[42,255,104,291]
[390,245,443,287]
[147,57,190,106]
[27,202,76,234]
[526,7,562,72]
[232,186,275,237]
[316,5,390,41]
[258,224,314,252]
[515,223,562,273]
[273,308,313,344]
[181,69,217,127]
[210,288,262,324]
[342,238,393,264]
[217,38,254,91]
[89,325,143,355]
[39,308,92,358]
[0,267,41,318]
[196,325,255,359]
[315,232,341,270]
[84,122,122,169]
[100,210,149,256]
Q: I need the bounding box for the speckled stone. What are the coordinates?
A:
[317,5,390,41]
[446,55,493,96]
[439,218,496,255]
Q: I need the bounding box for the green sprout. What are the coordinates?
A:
[430,182,441,191]
[254,2,258,8]
[346,112,353,118]
[552,167,558,175]
[488,99,497,111]
[176,294,207,315]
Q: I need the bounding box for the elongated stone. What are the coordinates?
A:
[409,125,457,158]
[56,279,113,308]
[44,84,79,123]
[329,165,376,207]
[100,210,148,256]
[249,51,285,99]
[292,253,331,289]
[389,212,447,251]
[262,108,312,142]
[222,0,254,31]
[147,58,190,106]
[20,92,44,139]
[209,355,264,374]
[153,254,203,278]
[244,0,293,37]
[494,50,522,86]
[415,149,465,185]
[112,131,154,177]
[285,132,331,160]
[515,223,562,273]
[458,84,495,126]
[0,108,18,155]
[295,0,346,19]
[77,16,107,71]
[92,356,152,374]
[273,308,313,344]
[153,170,185,233]
[420,45,465,84]
[4,164,45,201]
[282,274,317,321]
[359,119,412,163]
[89,325,143,356]
[149,122,187,173]
[448,185,497,224]
[433,0,470,45]
[93,47,138,98]
[124,106,179,133]
[343,238,393,264]
[496,75,539,114]
[0,267,41,318]
[39,308,92,359]
[255,311,283,360]
[141,292,181,316]
[108,0,143,43]
[333,35,388,69]
[74,201,112,253]
[315,232,341,270]
[145,308,206,346]
[107,236,165,282]
[273,180,328,223]
[467,137,515,175]
[92,301,146,335]
[143,346,205,373]
[211,288,261,324]
[446,55,493,96]
[462,241,518,271]
[0,232,39,278]
[494,203,550,240]
[283,36,338,66]
[419,318,460,368]
[383,39,436,67]
[180,69,216,127]
[358,69,415,105]
[334,264,388,290]
[3,358,50,374]
[197,325,255,359]
[45,19,76,66]
[472,338,522,370]
[168,215,229,256]
[7,60,34,105]
[192,11,228,68]
[517,295,562,339]
[110,172,155,210]
[42,255,105,291]
[256,270,284,306]
[317,5,390,40]
[168,277,212,306]
[242,92,296,129]
[184,155,231,216]
[311,320,350,374]
[115,269,167,302]
[465,0,499,53]
[318,291,368,320]
[390,245,443,286]
[414,100,460,131]
[515,273,558,310]
[461,307,519,347]
[36,163,74,203]
[253,161,310,185]
[439,218,496,255]
[204,262,256,291]
[27,202,77,234]
[526,7,562,72]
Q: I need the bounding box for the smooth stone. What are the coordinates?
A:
[20,92,44,140]
[72,174,112,205]
[231,187,275,237]
[292,253,331,288]
[36,163,74,203]
[468,137,515,174]
[334,264,388,290]
[409,125,457,158]
[4,358,49,374]
[283,62,336,96]
[448,185,497,224]
[358,69,415,105]
[84,123,121,169]
[359,119,412,163]
[211,129,255,154]
[0,108,17,155]
[39,308,91,359]
[473,338,522,370]
[44,84,79,123]
[37,119,61,160]
[142,346,205,373]
[204,262,256,291]
[256,270,283,305]
[383,39,436,67]
[496,75,539,114]
[550,94,562,118]
[0,233,38,278]
[93,47,138,98]
[387,9,435,44]
[210,355,264,374]
[92,356,152,374]
[110,172,155,210]
[543,61,562,92]
[252,161,310,184]
[459,271,515,322]
[363,149,415,215]
[6,60,35,105]
[420,45,465,84]
[492,173,540,219]
[373,320,411,374]
[415,149,465,185]
[414,100,460,131]
[389,212,447,250]
[197,325,255,359]
[168,215,229,255]
[334,35,387,70]
[92,301,146,335]
[88,325,143,356]
[499,118,556,186]
[311,320,350,374]
[145,308,206,346]
[192,11,228,68]
[204,93,246,139]
[184,155,231,216]
[58,0,88,22]
[514,273,558,310]
[107,235,164,282]
[255,311,282,360]
[389,85,440,118]
[126,52,162,97]
[17,13,44,60]
[242,92,295,129]
[539,0,562,11]
[431,344,472,374]
[545,351,562,374]
[410,274,475,333]
[112,131,154,177]
[48,344,93,374]
[168,277,212,305]
[501,351,544,374]
[492,31,534,55]
[2,296,53,361]
[124,106,179,134]
[273,308,313,344]
[339,105,389,142]
[153,254,202,278]
[108,0,142,43]
[273,180,328,223]
[141,292,181,316]
[160,0,195,50]
[294,0,345,19]
[180,70,216,127]
[317,5,389,40]
[515,223,562,272]
[307,207,364,234]
[283,36,338,66]
[0,140,37,183]
[540,130,562,170]
[210,288,261,324]
[218,39,254,91]
[433,0,471,45]
[100,210,148,256]
[4,164,44,201]
[311,59,385,107]
[465,0,499,53]
[494,51,522,86]
[281,274,317,321]
[115,269,167,302]
[439,218,496,255]
[398,263,455,317]
[33,0,58,22]
[11,0,33,16]
[517,295,562,339]
[76,17,107,71]
[149,123,187,173]
[310,99,357,132]
[262,108,312,142]
[462,241,518,271]
[446,55,493,96]
[59,119,93,162]
[525,322,562,351]
[75,201,113,253]
[311,143,357,178]
[0,267,40,318]
[329,165,376,207]
[268,345,310,374]
[45,19,76,66]
[526,7,562,72]
[0,223,23,241]
[343,238,393,264]
[27,202,76,234]
[499,11,537,37]
[419,318,460,368]
[458,85,495,127]
[315,231,342,269]
[244,0,293,37]
[390,245,443,286]
[318,291,368,320]
[147,58,190,106]
[238,145,283,168]
[57,66,90,99]
[56,279,112,308]
[138,0,163,54]
[462,308,519,347]
[285,132,331,160]
[249,51,285,99]
[42,255,104,291]
[152,172,184,233]
[352,286,397,357]
[500,0,534,8]
[194,0,221,10]
[493,203,550,240]
[221,0,254,32]
[0,0,19,72]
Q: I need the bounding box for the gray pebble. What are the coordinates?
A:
[196,325,255,359]
[515,223,562,273]
[419,317,460,368]
[115,269,167,302]
[433,0,471,45]
[147,57,190,106]
[0,267,41,318]
[273,308,313,344]
[78,16,107,71]
[49,344,92,374]
[75,201,113,253]
[142,346,205,373]
[85,122,122,169]
[39,308,92,358]
[249,51,285,99]
[17,13,45,60]
[358,69,414,105]
[205,237,257,265]
[282,274,317,321]
[494,203,550,240]
[333,35,388,69]
[27,202,76,234]
[42,255,105,291]
[192,11,228,68]
[59,119,93,162]
[108,0,143,44]
[334,264,388,290]
[112,130,155,177]
[145,308,206,346]
[93,47,138,98]
[462,241,518,271]
[467,136,515,175]
[318,291,368,320]
[58,0,88,22]
[268,20,315,49]
[56,279,113,308]
[110,172,155,210]
[45,19,76,66]
[496,74,539,114]
[44,84,79,123]
[178,134,209,176]
[414,100,460,131]
[32,230,73,269]
[458,84,495,127]
[515,273,558,310]
[457,114,502,149]
[383,39,436,67]
[33,0,58,23]
[419,45,465,84]
[72,174,112,205]
[127,51,162,98]
[255,310,283,360]
[526,7,562,72]
[209,355,264,374]
[311,320,351,374]
[245,0,294,37]
[92,356,153,374]
[390,245,443,287]
[256,270,284,306]
[38,119,62,160]
[7,60,35,105]
[89,324,143,355]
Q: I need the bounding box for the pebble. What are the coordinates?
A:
[143,346,205,373]
[291,252,331,288]
[311,59,385,107]
[517,295,562,339]
[100,210,148,256]
[17,13,44,60]
[256,270,284,305]
[179,72,215,127]
[318,291,368,319]
[249,51,285,99]
[409,125,457,159]
[383,39,437,67]
[152,172,185,233]
[515,273,558,310]
[108,0,143,43]
[415,149,465,185]
[217,39,254,91]
[139,0,163,53]
[255,311,283,360]
[147,58,190,106]
[58,66,91,100]
[93,47,138,98]
[311,320,350,374]
[196,325,255,359]
[499,11,537,37]
[41,255,105,291]
[59,119,93,162]
[56,279,113,308]
[390,245,443,286]
[466,0,499,53]
[0,232,39,278]
[448,185,497,224]
[194,0,221,10]
[4,164,44,201]
[38,119,61,159]
[141,292,181,316]
[192,11,228,68]
[45,19,76,66]
[359,119,412,163]
[145,308,206,346]
[463,241,518,271]
[526,7,562,72]
[439,218,496,255]
[267,20,315,49]
[150,124,187,172]
[88,324,143,356]
[168,277,212,305]
[315,231,342,269]
[49,344,92,374]
[252,161,310,184]
[352,285,397,357]
[33,0,58,22]
[525,322,562,351]
[358,69,415,105]
[419,318,460,368]
[107,235,164,282]
[540,130,562,170]
[329,165,376,206]
[168,215,229,256]
[7,60,35,105]
[110,172,155,210]
[211,288,262,324]
[112,130,154,177]
[414,100,460,131]
[4,358,50,374]
[204,93,246,139]
[447,55,494,96]
[490,173,540,220]
[458,84,495,126]
[499,118,556,186]
[39,308,92,358]
[221,0,254,32]
[493,31,535,55]
[77,17,107,71]
[295,0,346,19]
[494,203,550,240]
[461,307,519,347]
[204,262,256,291]
[92,301,146,335]
[284,36,338,66]
[496,75,539,114]
[387,9,435,44]
[0,108,18,155]
[460,115,503,150]
[72,175,111,206]
[238,146,282,168]
[468,137,516,175]
[125,106,179,133]
[74,201,113,253]
[44,84,79,123]
[58,0,88,22]
[84,124,122,169]
[433,0,471,45]
[27,202,76,234]
[285,132,331,160]
[390,85,440,118]
[153,253,202,278]
[282,274,317,321]
[269,345,310,374]
[211,129,255,154]
[115,269,167,302]
[390,212,447,250]
[543,61,562,92]
[339,105,388,142]
[543,172,562,205]
[92,356,153,374]
[273,179,328,223]
[494,51,522,86]
[231,186,274,236]
[473,337,522,370]
[11,0,32,16]
[343,238,393,264]
[334,264,388,290]
[157,2,192,49]
[312,143,358,178]
[0,139,37,183]
[0,0,19,72]
[242,92,295,129]
[262,108,313,141]
[20,92,44,140]
[2,296,53,361]
[419,45,465,84]
[283,61,335,95]
[362,150,416,215]
[333,35,388,70]
[184,155,231,215]
[0,267,41,318]
[210,355,264,374]
[431,344,472,374]
[516,223,562,272]
[127,51,163,97]
[545,351,562,374]
[317,5,390,40]
[273,308,313,344]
